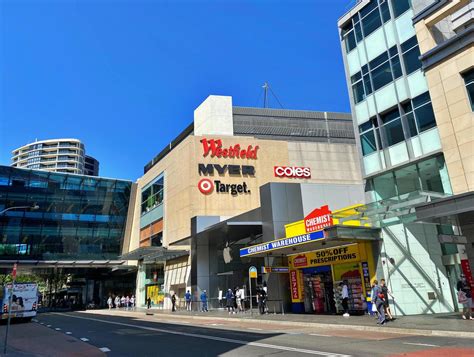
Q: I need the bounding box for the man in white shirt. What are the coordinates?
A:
[341,281,350,317]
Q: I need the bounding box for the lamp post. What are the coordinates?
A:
[1,203,39,354]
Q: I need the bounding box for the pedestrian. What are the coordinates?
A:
[114,295,120,308]
[226,288,235,314]
[185,290,192,311]
[120,295,126,308]
[147,297,152,309]
[380,279,395,321]
[369,283,378,317]
[235,287,243,313]
[107,296,113,310]
[372,280,386,325]
[125,295,130,310]
[171,293,177,312]
[341,281,350,317]
[258,287,267,314]
[130,295,135,309]
[200,290,208,312]
[457,275,473,320]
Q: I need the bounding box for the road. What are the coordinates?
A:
[32,311,474,357]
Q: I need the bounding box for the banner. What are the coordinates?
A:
[289,244,360,269]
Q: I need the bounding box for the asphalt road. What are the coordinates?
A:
[33,311,474,357]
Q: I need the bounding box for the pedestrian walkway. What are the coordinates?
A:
[82,307,474,339]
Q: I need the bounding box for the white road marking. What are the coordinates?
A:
[55,328,61,331]
[39,322,44,325]
[310,333,331,337]
[55,313,351,357]
[32,319,38,322]
[211,323,223,326]
[248,328,263,331]
[65,332,72,335]
[80,338,89,342]
[403,342,440,347]
[99,347,111,352]
[46,325,51,327]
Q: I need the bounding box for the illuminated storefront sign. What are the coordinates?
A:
[288,244,360,269]
[274,166,311,178]
[200,138,259,159]
[304,205,333,233]
[239,231,324,257]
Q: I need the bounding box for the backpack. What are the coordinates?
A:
[458,290,468,305]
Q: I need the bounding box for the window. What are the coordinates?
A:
[463,69,474,111]
[141,176,164,214]
[380,0,391,22]
[361,6,382,38]
[381,108,405,146]
[342,23,357,53]
[401,36,422,74]
[402,92,436,136]
[359,117,380,156]
[391,0,411,18]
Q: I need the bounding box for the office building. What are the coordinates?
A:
[338,0,473,314]
[11,138,99,176]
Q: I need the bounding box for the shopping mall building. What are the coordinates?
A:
[121,95,367,309]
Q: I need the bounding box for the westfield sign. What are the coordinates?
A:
[200,138,259,159]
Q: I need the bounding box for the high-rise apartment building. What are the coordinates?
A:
[338,0,473,315]
[11,138,99,176]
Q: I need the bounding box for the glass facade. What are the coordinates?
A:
[0,166,132,260]
[141,175,164,214]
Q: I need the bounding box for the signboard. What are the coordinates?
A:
[304,205,333,233]
[240,231,324,257]
[288,244,360,269]
[197,179,250,196]
[461,259,474,296]
[289,269,302,302]
[249,266,258,279]
[274,166,311,179]
[262,266,289,274]
[201,138,259,159]
[361,261,371,294]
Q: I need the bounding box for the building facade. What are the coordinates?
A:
[122,95,365,308]
[0,165,134,305]
[338,0,473,315]
[11,138,99,176]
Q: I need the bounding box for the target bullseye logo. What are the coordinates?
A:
[198,178,214,194]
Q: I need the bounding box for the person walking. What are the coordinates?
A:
[369,283,378,317]
[200,290,208,312]
[372,280,386,325]
[107,296,113,310]
[130,295,135,309]
[235,287,243,313]
[114,295,120,308]
[457,275,473,320]
[171,293,177,312]
[341,281,350,317]
[120,295,126,308]
[258,287,267,314]
[185,290,192,311]
[380,279,395,321]
[147,297,152,309]
[125,296,130,310]
[226,289,235,314]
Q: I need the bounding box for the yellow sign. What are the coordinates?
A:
[249,266,258,278]
[146,285,161,305]
[289,244,360,269]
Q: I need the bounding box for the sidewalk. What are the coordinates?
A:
[83,307,474,339]
[0,321,104,356]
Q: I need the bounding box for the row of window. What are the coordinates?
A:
[141,176,164,214]
[342,0,412,53]
[359,91,436,155]
[351,36,421,104]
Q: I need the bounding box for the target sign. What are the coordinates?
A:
[198,178,214,194]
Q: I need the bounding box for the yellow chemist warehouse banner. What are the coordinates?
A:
[288,244,361,269]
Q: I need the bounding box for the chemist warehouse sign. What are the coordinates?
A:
[289,244,360,269]
[240,231,325,257]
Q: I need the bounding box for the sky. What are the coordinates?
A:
[1,0,356,181]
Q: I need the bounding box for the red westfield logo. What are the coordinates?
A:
[200,138,259,159]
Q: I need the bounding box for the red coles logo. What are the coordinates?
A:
[274,166,311,179]
[304,205,333,233]
[200,138,259,159]
[198,179,214,194]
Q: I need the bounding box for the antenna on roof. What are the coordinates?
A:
[260,82,284,109]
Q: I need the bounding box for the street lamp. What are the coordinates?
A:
[0,204,39,215]
[1,203,38,354]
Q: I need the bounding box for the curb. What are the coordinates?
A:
[80,310,474,340]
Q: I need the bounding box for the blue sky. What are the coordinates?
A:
[1,0,356,181]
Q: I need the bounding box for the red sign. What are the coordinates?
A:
[200,138,259,159]
[292,255,308,268]
[12,263,17,279]
[304,205,333,233]
[197,178,214,194]
[289,270,300,300]
[461,259,474,295]
[274,166,311,179]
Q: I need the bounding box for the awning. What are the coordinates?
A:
[120,247,188,263]
[239,225,381,258]
[415,191,474,223]
[0,260,127,268]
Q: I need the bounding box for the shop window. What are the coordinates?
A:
[391,0,411,18]
[462,69,474,111]
[141,175,164,214]
[401,36,422,75]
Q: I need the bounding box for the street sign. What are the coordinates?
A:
[249,266,257,279]
[262,266,289,274]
